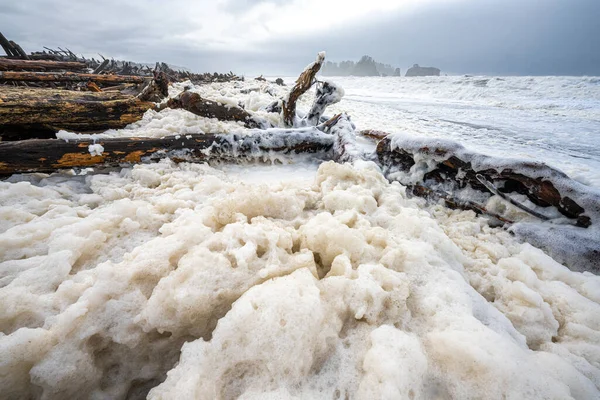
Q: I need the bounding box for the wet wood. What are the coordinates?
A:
[0,130,334,175]
[0,58,87,71]
[376,137,592,227]
[304,81,343,126]
[282,52,325,127]
[0,87,154,134]
[0,71,145,84]
[359,129,389,140]
[164,90,268,129]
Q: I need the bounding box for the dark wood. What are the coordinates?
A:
[376,137,592,227]
[0,58,87,71]
[9,40,29,59]
[0,33,19,58]
[359,129,389,140]
[0,130,334,175]
[164,90,268,129]
[93,59,110,74]
[0,87,155,134]
[282,53,325,127]
[0,71,145,84]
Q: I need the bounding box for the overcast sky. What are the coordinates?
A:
[1,0,599,76]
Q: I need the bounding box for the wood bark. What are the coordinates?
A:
[0,58,87,71]
[0,32,21,58]
[376,137,591,227]
[0,130,334,175]
[9,41,29,59]
[282,52,325,127]
[359,129,389,140]
[0,71,145,84]
[164,90,269,129]
[304,81,343,126]
[0,87,155,134]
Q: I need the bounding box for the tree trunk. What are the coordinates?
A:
[0,71,145,84]
[0,130,334,175]
[164,90,269,129]
[0,58,87,71]
[0,87,154,135]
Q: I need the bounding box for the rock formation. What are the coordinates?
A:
[405,64,441,77]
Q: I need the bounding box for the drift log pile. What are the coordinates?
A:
[376,136,594,228]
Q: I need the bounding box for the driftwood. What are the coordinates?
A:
[0,71,145,85]
[0,58,87,71]
[304,81,343,126]
[282,52,325,126]
[0,71,169,138]
[0,33,28,59]
[164,90,268,129]
[0,130,334,175]
[359,129,389,140]
[376,136,592,228]
[319,114,362,163]
[0,87,156,135]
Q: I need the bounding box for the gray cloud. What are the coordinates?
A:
[220,0,291,14]
[1,0,598,76]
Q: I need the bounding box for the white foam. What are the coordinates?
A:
[1,160,599,398]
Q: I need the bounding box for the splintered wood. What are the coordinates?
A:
[282,52,325,127]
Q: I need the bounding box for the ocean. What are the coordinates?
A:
[317,75,600,188]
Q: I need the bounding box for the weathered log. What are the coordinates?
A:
[0,71,145,84]
[282,52,325,127]
[92,59,110,74]
[0,87,155,135]
[164,90,269,129]
[319,113,363,163]
[475,174,550,221]
[376,136,593,228]
[86,82,102,93]
[304,80,344,126]
[359,129,389,140]
[135,71,169,102]
[0,58,87,71]
[9,40,29,59]
[0,130,335,175]
[0,32,20,58]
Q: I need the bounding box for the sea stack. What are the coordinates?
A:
[405,64,441,77]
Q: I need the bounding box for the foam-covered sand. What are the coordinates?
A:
[2,159,599,399]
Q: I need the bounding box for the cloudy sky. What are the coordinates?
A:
[1,0,599,76]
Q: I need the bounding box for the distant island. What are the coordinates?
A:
[321,56,401,77]
[405,64,441,77]
[321,56,440,77]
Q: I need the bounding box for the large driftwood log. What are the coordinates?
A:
[0,87,155,134]
[0,130,334,175]
[282,52,325,127]
[0,58,87,71]
[376,136,593,228]
[0,71,145,84]
[164,90,269,129]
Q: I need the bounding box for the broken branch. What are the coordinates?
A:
[282,52,325,127]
